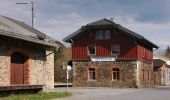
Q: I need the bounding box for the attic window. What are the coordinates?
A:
[96,29,111,40]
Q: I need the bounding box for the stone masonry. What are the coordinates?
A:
[72,60,153,88]
[0,36,54,90]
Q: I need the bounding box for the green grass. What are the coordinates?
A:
[3,92,72,100]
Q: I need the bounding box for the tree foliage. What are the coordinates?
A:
[164,46,170,58]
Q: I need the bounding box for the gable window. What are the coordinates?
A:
[96,29,111,40]
[88,68,96,80]
[87,45,96,55]
[112,68,120,80]
[105,30,111,39]
[111,44,120,55]
[142,47,145,57]
[96,30,104,39]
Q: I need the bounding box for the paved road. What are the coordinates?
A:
[53,87,170,100]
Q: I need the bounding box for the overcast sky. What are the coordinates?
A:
[1,0,170,50]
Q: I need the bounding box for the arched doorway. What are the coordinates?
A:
[10,52,29,85]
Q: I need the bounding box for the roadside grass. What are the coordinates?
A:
[3,92,72,100]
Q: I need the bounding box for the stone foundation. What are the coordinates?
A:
[72,61,137,88]
[72,60,153,88]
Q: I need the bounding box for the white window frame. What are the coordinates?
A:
[111,44,120,55]
[112,68,120,80]
[88,68,96,81]
[87,45,96,56]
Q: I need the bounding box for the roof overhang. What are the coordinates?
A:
[0,30,59,47]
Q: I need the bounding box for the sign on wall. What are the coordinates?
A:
[90,56,116,62]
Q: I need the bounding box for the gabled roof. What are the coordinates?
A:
[0,15,61,47]
[63,18,158,49]
[153,59,166,67]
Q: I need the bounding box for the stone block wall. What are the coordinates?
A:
[72,61,137,88]
[0,36,54,90]
[153,68,162,85]
[137,61,154,88]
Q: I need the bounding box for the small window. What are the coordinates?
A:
[87,45,96,55]
[142,69,145,82]
[112,68,120,80]
[111,44,120,55]
[142,47,145,57]
[148,50,150,59]
[147,70,150,80]
[96,30,104,39]
[105,30,111,39]
[89,68,96,80]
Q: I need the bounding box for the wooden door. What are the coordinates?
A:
[11,52,25,85]
[11,64,24,84]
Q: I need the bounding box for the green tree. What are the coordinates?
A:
[164,46,170,58]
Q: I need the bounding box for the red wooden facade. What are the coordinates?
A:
[72,29,153,62]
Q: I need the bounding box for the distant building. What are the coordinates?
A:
[63,18,158,88]
[0,15,61,91]
[153,59,170,85]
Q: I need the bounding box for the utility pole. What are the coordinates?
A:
[16,1,35,28]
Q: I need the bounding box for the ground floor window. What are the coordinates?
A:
[112,68,120,80]
[88,68,96,80]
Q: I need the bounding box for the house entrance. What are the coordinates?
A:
[10,52,28,85]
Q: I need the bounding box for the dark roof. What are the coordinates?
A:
[153,59,166,67]
[0,15,61,47]
[63,18,158,49]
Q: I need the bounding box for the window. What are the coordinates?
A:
[96,29,111,40]
[142,47,145,57]
[112,68,120,80]
[105,30,111,39]
[148,50,150,59]
[96,30,104,39]
[88,68,96,80]
[87,45,96,55]
[142,69,145,83]
[147,70,150,81]
[111,44,120,55]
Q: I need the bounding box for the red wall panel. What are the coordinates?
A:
[72,30,152,62]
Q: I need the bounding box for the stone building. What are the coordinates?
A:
[0,15,60,91]
[63,18,158,88]
[153,59,170,85]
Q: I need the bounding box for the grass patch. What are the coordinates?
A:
[3,92,72,100]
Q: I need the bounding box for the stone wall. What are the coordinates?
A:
[153,68,162,85]
[72,61,137,88]
[137,61,154,88]
[0,36,54,90]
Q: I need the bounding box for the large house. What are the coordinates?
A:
[153,59,170,85]
[0,15,60,91]
[63,18,158,88]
